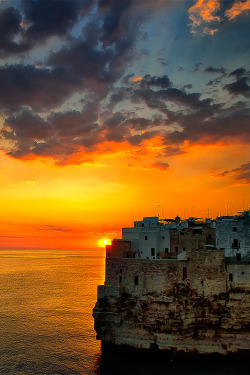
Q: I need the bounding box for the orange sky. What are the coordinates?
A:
[0,1,249,249]
[0,138,249,249]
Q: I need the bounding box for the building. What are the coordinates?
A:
[216,210,250,259]
[93,212,250,355]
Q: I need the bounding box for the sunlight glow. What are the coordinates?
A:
[97,238,112,248]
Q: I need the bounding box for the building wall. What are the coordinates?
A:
[105,248,228,297]
[106,240,134,258]
[216,211,250,258]
[227,262,250,284]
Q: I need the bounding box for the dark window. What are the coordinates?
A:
[233,227,237,232]
[232,239,238,248]
[175,246,178,252]
[193,229,202,234]
[126,252,129,258]
[201,280,204,285]
[165,247,169,253]
[183,247,186,251]
[119,276,122,283]
[151,248,155,256]
[242,271,245,275]
[134,276,139,285]
[236,253,241,261]
[145,236,148,240]
[120,268,122,273]
[229,273,233,282]
[183,267,187,281]
[162,236,165,239]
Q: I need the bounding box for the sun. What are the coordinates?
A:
[97,238,111,247]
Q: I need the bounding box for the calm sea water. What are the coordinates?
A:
[0,249,248,375]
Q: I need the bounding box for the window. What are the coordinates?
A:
[162,236,165,239]
[145,236,148,240]
[233,227,237,232]
[232,239,239,248]
[119,276,122,283]
[120,268,122,273]
[175,246,178,252]
[151,248,155,256]
[183,247,186,251]
[236,253,241,261]
[229,273,233,282]
[165,247,169,253]
[134,276,139,285]
[133,253,135,258]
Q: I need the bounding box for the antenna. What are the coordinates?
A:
[207,208,210,219]
[157,205,161,219]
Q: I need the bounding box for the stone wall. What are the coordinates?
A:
[105,248,228,298]
[93,244,250,356]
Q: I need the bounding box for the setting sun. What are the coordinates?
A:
[97,238,112,248]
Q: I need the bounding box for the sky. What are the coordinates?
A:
[0,0,250,249]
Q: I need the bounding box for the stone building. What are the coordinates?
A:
[216,210,250,259]
[93,213,250,355]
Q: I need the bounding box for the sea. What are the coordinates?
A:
[0,249,248,375]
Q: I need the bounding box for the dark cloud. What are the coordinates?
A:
[216,162,250,183]
[1,107,101,161]
[140,74,172,88]
[0,64,82,112]
[165,108,250,146]
[160,146,185,157]
[192,63,202,72]
[127,131,158,146]
[4,108,52,139]
[204,66,226,75]
[0,7,26,57]
[224,77,250,97]
[0,1,249,166]
[22,0,86,42]
[0,1,92,56]
[229,68,248,78]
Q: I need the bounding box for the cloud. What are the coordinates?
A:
[229,67,248,78]
[151,162,169,171]
[188,0,221,34]
[224,77,250,97]
[188,0,250,35]
[0,6,26,57]
[0,1,249,167]
[0,0,91,57]
[0,64,82,112]
[215,161,250,182]
[36,225,75,233]
[225,0,250,20]
[204,66,226,75]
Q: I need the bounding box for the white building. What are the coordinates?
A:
[216,210,250,259]
[122,216,177,259]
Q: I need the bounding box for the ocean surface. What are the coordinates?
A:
[0,249,248,375]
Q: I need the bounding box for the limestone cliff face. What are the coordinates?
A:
[93,284,250,355]
[93,248,250,355]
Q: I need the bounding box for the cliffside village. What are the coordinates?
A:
[93,211,250,354]
[105,210,250,289]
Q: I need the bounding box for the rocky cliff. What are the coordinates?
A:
[93,282,250,355]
